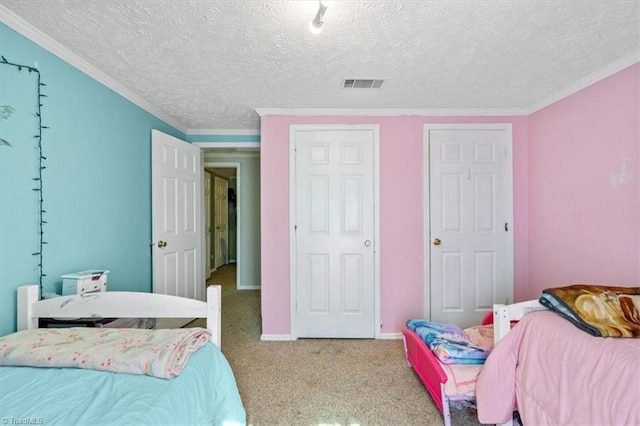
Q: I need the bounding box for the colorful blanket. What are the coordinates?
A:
[539,284,640,337]
[406,319,491,364]
[0,327,211,379]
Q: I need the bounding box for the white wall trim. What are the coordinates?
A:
[257,108,527,117]
[289,127,298,340]
[423,123,514,321]
[423,126,431,323]
[372,127,381,339]
[289,124,381,339]
[238,285,261,290]
[195,142,260,148]
[188,129,260,136]
[0,5,187,133]
[204,161,242,291]
[260,334,293,341]
[378,333,403,340]
[526,50,640,114]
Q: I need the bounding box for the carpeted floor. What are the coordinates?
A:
[198,264,484,426]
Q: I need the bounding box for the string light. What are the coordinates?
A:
[1,56,48,297]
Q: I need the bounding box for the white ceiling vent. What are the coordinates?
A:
[343,79,384,89]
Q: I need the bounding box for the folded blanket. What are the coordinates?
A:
[406,319,491,364]
[0,327,211,379]
[539,284,640,337]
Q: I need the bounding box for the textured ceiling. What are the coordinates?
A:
[1,0,639,132]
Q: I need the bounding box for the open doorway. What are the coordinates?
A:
[206,166,237,272]
[202,148,261,292]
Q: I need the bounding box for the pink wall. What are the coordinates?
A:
[527,64,639,300]
[261,115,528,335]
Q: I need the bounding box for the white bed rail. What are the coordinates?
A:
[17,285,222,347]
[493,299,547,345]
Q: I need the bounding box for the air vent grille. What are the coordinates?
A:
[343,79,384,89]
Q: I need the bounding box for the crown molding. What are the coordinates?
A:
[0,5,187,133]
[203,151,260,159]
[5,3,635,129]
[255,108,528,117]
[187,128,260,135]
[526,50,640,114]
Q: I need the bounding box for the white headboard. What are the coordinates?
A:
[493,299,547,345]
[17,285,222,347]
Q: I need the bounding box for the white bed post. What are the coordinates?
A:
[493,304,511,346]
[17,285,39,331]
[207,285,222,347]
[493,305,515,426]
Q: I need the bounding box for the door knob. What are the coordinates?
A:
[433,238,442,246]
[364,240,372,247]
[157,240,167,248]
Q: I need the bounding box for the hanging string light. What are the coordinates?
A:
[0,56,49,297]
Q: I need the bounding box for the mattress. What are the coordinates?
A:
[0,342,246,425]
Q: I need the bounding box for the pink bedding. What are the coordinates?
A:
[441,363,482,397]
[0,327,211,379]
[476,310,640,425]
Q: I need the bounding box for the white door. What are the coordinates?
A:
[151,130,204,302]
[204,171,212,278]
[293,127,377,338]
[427,125,513,328]
[213,175,229,269]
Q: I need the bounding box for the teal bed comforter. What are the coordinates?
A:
[0,342,246,425]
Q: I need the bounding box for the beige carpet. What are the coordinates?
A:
[197,264,483,426]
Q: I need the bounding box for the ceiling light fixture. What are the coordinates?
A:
[309,0,329,35]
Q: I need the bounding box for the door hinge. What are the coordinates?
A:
[505,222,509,232]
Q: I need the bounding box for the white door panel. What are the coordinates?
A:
[151,130,204,305]
[204,171,212,278]
[427,126,513,328]
[213,176,229,269]
[293,128,376,338]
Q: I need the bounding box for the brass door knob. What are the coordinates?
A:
[433,238,442,246]
[157,240,167,248]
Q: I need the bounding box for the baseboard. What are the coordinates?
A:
[260,334,293,341]
[378,332,403,340]
[260,333,400,340]
[238,285,261,290]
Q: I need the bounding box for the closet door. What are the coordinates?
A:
[426,124,513,328]
[292,126,378,338]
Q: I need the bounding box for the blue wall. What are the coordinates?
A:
[0,23,185,336]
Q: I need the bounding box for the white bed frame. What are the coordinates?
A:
[16,285,222,347]
[491,299,547,426]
